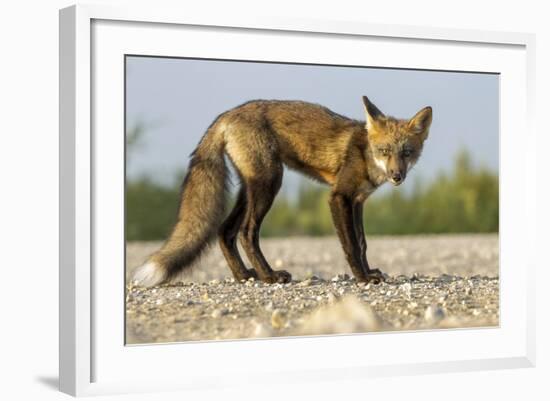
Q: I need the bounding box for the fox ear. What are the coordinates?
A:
[362,96,385,131]
[408,106,432,139]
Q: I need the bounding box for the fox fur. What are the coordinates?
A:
[132,96,432,286]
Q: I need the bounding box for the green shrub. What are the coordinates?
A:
[125,177,180,241]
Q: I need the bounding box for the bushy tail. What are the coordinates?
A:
[132,125,227,287]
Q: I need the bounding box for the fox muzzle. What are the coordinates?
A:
[389,171,406,185]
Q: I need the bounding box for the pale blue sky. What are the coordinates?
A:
[126,56,499,195]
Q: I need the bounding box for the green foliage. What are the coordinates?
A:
[261,186,334,237]
[125,177,180,241]
[361,150,498,235]
[126,150,498,240]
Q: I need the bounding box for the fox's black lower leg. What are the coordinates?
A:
[330,192,381,283]
[329,192,367,281]
[353,201,369,270]
[240,173,291,284]
[218,188,257,281]
[352,201,385,283]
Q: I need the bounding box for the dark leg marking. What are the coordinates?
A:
[239,170,292,284]
[329,192,367,281]
[352,200,385,284]
[218,188,257,281]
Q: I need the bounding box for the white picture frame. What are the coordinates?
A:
[59,3,536,397]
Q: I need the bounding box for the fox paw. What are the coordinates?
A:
[364,268,386,285]
[262,270,292,284]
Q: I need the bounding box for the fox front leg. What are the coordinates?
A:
[352,201,385,284]
[329,192,371,282]
[352,201,369,269]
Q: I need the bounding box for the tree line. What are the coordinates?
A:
[126,150,498,241]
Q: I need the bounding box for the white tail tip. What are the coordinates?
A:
[131,261,166,287]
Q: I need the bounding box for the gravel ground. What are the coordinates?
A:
[125,234,499,344]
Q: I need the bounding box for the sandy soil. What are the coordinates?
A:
[125,234,499,344]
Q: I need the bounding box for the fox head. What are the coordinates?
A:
[363,96,432,186]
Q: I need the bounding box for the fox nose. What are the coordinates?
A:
[391,172,402,183]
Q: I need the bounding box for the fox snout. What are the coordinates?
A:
[390,171,405,185]
[389,169,406,186]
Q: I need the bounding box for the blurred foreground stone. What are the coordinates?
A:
[295,295,385,335]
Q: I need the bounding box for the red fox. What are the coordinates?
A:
[132,96,432,286]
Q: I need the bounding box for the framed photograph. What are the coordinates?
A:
[59,4,536,396]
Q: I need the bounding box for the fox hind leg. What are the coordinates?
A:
[239,166,291,284]
[218,187,258,281]
[224,120,290,284]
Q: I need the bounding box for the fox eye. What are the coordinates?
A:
[379,148,391,156]
[402,149,413,157]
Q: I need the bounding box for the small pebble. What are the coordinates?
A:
[327,292,338,303]
[424,304,446,323]
[298,278,313,287]
[271,309,288,329]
